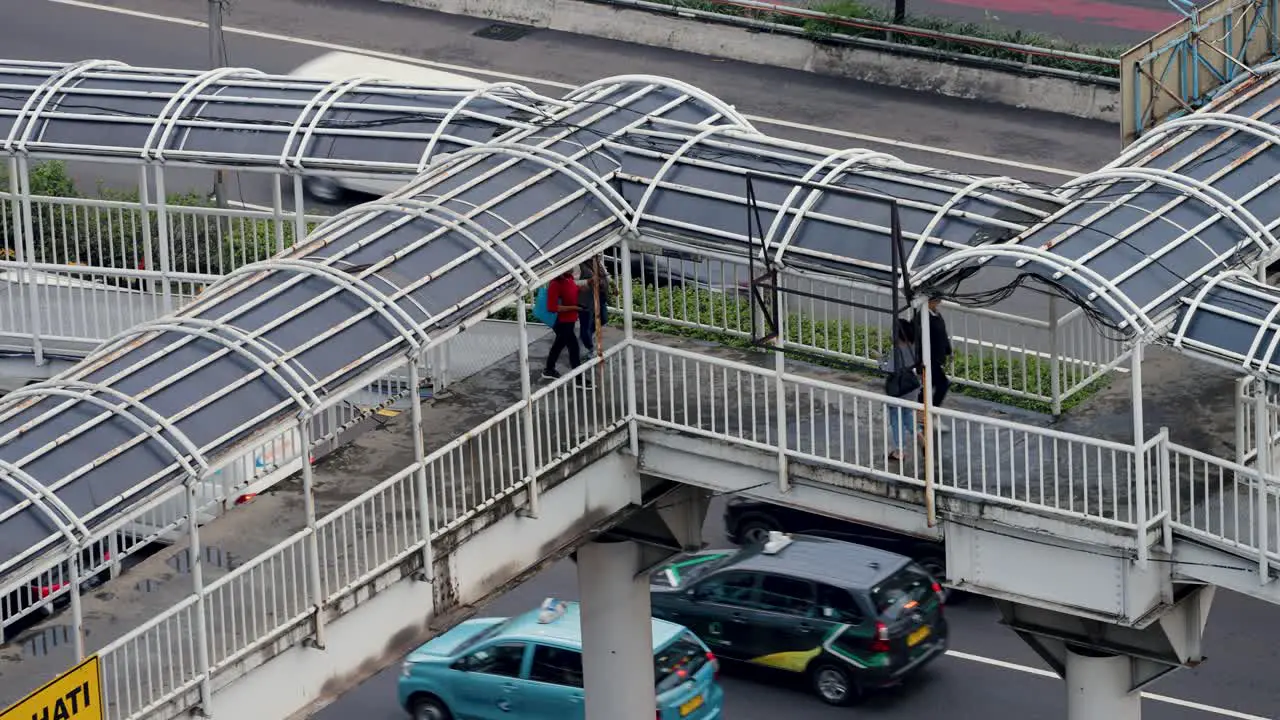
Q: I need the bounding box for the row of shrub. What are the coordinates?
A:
[651,0,1125,78]
[0,162,314,285]
[502,284,1109,413]
[6,163,1108,412]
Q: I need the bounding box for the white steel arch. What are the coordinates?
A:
[565,74,756,130]
[92,317,325,412]
[0,59,557,170]
[906,175,1056,271]
[219,257,433,352]
[1057,167,1278,256]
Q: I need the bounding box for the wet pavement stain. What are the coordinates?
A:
[167,546,241,574]
[22,625,86,658]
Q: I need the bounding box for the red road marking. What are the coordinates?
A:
[929,0,1181,32]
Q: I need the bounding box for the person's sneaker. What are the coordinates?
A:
[574,375,594,389]
[540,369,561,381]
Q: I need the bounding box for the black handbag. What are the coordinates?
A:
[885,367,920,398]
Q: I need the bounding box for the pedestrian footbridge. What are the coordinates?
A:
[0,59,1279,720]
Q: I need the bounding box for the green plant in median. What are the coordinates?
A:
[0,161,314,280]
[649,0,1124,78]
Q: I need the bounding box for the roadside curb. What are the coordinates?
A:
[380,0,1121,123]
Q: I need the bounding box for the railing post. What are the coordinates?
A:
[1048,294,1062,417]
[920,298,936,527]
[621,234,639,457]
[1131,343,1149,569]
[153,166,174,313]
[14,155,45,366]
[1254,378,1271,583]
[298,416,327,648]
[1159,426,1172,555]
[408,356,435,582]
[271,177,286,255]
[68,546,85,661]
[1237,376,1250,465]
[517,293,541,518]
[137,165,157,297]
[186,480,213,716]
[774,285,789,492]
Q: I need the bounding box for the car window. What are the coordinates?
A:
[695,571,759,607]
[755,574,816,616]
[816,584,865,624]
[527,644,584,688]
[654,632,710,693]
[457,642,526,677]
[871,563,935,619]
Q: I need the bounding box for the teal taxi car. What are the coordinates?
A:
[397,598,725,720]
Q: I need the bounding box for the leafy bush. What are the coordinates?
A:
[647,0,1124,78]
[0,162,310,281]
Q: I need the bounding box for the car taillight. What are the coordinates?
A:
[932,581,945,604]
[38,583,65,598]
[235,493,257,505]
[706,650,720,680]
[870,621,891,653]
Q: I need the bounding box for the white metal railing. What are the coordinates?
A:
[618,254,1126,412]
[18,333,1270,719]
[94,348,627,719]
[0,195,1128,412]
[629,339,1155,528]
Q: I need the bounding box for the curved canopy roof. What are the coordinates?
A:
[911,67,1280,337]
[3,59,1280,592]
[0,58,561,172]
[0,73,752,586]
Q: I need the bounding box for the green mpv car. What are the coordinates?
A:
[649,532,948,706]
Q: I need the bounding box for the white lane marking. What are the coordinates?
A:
[946,650,1273,720]
[44,0,1079,178]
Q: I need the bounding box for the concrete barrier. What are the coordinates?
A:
[384,0,1121,122]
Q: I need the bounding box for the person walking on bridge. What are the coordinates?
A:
[542,268,592,388]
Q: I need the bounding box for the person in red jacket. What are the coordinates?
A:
[542,269,591,387]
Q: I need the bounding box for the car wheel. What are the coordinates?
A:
[810,662,860,706]
[303,177,344,204]
[918,556,963,604]
[409,695,452,720]
[735,516,781,546]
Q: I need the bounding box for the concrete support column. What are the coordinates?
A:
[577,539,656,720]
[1065,646,1141,720]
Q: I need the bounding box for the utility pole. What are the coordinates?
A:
[208,0,228,212]
[893,0,907,23]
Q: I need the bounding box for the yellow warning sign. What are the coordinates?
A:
[1,654,102,720]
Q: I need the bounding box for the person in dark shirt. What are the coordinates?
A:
[542,269,592,387]
[913,294,953,431]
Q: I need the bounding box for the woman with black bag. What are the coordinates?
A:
[880,318,921,463]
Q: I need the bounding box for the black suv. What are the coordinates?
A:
[649,533,948,706]
[722,498,963,602]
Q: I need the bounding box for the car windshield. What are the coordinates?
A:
[452,618,515,656]
[650,552,734,589]
[654,632,708,693]
[870,563,934,619]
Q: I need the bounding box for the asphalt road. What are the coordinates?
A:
[311,496,1280,720]
[5,2,1278,719]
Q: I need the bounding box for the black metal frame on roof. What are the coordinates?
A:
[742,171,915,354]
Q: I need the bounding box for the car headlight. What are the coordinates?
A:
[401,662,412,678]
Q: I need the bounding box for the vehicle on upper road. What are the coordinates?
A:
[397,598,724,720]
[288,52,503,203]
[2,541,115,644]
[650,532,948,706]
[722,497,965,602]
